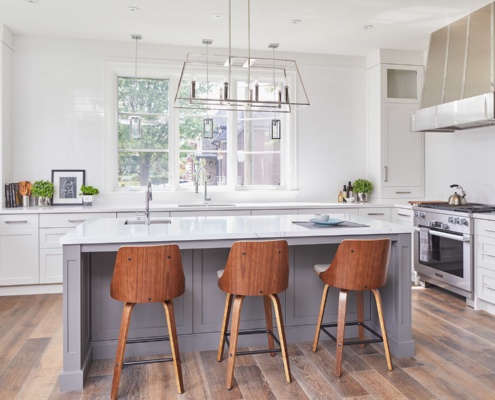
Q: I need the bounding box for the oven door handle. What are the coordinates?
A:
[430,230,470,242]
[413,227,469,242]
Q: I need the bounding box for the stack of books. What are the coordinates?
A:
[4,183,20,207]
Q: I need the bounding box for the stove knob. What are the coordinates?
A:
[454,217,461,224]
[461,218,468,226]
[420,212,426,218]
[448,217,454,223]
[429,221,435,227]
[441,223,449,230]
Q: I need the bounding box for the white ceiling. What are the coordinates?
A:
[0,0,493,56]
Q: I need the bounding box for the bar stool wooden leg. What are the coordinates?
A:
[226,295,245,389]
[217,293,233,362]
[372,289,393,371]
[356,290,365,348]
[270,294,291,383]
[111,302,135,400]
[263,295,276,357]
[163,300,184,394]
[335,290,348,377]
[312,283,330,352]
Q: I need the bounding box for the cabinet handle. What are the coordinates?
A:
[68,219,86,223]
[367,213,385,216]
[483,283,495,290]
[4,220,28,224]
[483,228,495,233]
[397,213,410,217]
[395,191,412,194]
[384,166,388,182]
[482,251,495,258]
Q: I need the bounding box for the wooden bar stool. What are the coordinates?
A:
[110,244,185,399]
[312,239,393,377]
[217,240,291,389]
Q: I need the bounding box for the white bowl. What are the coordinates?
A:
[346,197,355,203]
[313,214,329,222]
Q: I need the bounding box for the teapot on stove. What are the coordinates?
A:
[448,184,467,205]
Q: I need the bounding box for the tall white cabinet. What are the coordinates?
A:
[367,55,425,200]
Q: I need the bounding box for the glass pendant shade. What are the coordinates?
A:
[203,118,214,138]
[271,119,281,139]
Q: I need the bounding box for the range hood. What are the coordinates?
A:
[411,3,495,132]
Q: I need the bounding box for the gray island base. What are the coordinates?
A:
[59,214,414,392]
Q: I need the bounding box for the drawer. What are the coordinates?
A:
[382,187,423,199]
[40,227,72,248]
[358,207,391,222]
[394,207,413,224]
[475,218,495,239]
[0,214,38,228]
[39,212,115,228]
[116,211,171,218]
[476,267,495,305]
[476,236,495,272]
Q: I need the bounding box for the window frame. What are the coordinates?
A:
[105,61,297,194]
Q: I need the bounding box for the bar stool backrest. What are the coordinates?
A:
[320,239,391,291]
[110,244,185,304]
[218,240,289,296]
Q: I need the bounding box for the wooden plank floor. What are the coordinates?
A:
[1,286,495,399]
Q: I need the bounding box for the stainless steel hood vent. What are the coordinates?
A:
[411,3,495,132]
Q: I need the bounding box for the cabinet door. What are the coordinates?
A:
[40,248,63,283]
[383,103,424,189]
[381,65,423,103]
[0,228,39,285]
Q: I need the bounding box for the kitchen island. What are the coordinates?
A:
[59,213,413,391]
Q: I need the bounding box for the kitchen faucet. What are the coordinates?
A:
[194,163,212,204]
[145,179,152,224]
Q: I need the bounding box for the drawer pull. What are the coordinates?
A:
[5,220,28,224]
[483,283,495,290]
[67,219,86,223]
[482,251,495,258]
[395,191,412,194]
[397,213,410,217]
[367,213,385,216]
[483,228,495,233]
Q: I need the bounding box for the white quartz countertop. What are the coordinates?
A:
[60,213,412,245]
[1,201,405,214]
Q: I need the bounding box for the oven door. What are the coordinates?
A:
[413,227,473,295]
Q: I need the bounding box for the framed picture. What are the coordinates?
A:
[51,170,85,205]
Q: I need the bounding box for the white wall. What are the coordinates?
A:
[9,35,367,204]
[425,128,495,204]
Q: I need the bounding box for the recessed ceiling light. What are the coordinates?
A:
[291,19,302,24]
[212,13,224,19]
[26,0,39,4]
[363,24,374,30]
[127,6,140,13]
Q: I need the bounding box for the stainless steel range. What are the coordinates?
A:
[413,203,495,302]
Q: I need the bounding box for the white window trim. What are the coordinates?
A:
[104,60,298,195]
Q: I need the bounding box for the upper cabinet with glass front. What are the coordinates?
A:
[381,64,423,103]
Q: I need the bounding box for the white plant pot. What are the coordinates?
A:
[82,195,94,206]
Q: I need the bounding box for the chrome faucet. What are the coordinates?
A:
[145,179,152,224]
[194,163,211,204]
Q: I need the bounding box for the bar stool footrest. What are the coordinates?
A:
[122,335,174,367]
[123,357,173,367]
[320,321,384,346]
[224,328,282,356]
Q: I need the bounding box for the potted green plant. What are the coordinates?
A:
[79,185,99,206]
[31,180,55,206]
[353,178,373,202]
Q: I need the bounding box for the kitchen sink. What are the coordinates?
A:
[178,203,237,207]
[124,218,171,225]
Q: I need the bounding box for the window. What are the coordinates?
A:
[114,69,294,191]
[117,77,170,187]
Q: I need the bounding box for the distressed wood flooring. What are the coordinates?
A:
[1,286,495,399]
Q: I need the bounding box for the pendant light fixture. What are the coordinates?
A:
[269,43,281,140]
[174,0,309,113]
[129,34,142,139]
[202,39,214,139]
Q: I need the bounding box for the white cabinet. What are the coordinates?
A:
[367,63,424,200]
[0,214,39,286]
[39,212,115,283]
[358,207,391,222]
[475,218,495,313]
